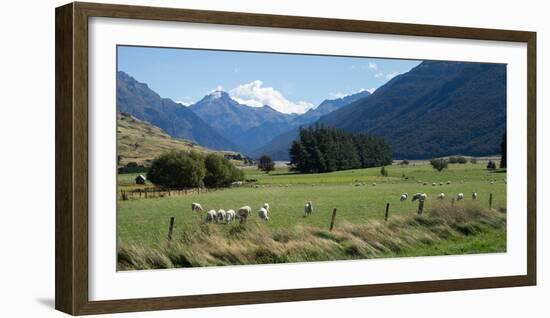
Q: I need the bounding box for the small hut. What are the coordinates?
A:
[135,174,146,185]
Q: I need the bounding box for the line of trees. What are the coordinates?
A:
[289,126,392,173]
[147,151,244,188]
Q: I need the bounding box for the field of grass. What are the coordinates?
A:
[117,162,506,269]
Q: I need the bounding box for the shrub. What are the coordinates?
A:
[430,158,449,171]
[380,166,388,177]
[456,156,468,164]
[487,160,497,170]
[147,151,205,188]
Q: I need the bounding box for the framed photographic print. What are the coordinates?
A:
[55,2,537,315]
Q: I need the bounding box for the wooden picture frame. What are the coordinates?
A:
[55,2,537,315]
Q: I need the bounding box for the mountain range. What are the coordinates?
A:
[117,71,236,150]
[117,60,506,161]
[318,61,506,159]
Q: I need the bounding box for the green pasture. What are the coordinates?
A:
[117,163,506,249]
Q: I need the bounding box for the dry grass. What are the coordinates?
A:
[117,202,506,270]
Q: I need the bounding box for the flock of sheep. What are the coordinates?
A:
[400,191,478,202]
[191,201,315,224]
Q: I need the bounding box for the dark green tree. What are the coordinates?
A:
[380,166,388,177]
[147,151,205,188]
[258,155,275,173]
[289,126,392,173]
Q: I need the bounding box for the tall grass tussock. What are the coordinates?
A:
[117,202,506,270]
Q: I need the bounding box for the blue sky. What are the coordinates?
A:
[118,46,421,114]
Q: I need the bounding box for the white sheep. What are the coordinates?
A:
[191,202,203,212]
[432,182,436,186]
[216,209,226,223]
[205,210,216,223]
[372,182,377,186]
[231,181,243,187]
[437,193,445,199]
[226,209,236,223]
[457,193,464,200]
[258,207,269,221]
[237,206,252,223]
[304,201,313,216]
[263,203,270,213]
[472,192,478,200]
[412,193,427,202]
[447,181,451,185]
[400,192,408,201]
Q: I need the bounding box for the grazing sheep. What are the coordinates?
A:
[412,193,427,202]
[439,182,444,186]
[472,192,478,200]
[225,209,236,223]
[205,210,216,223]
[372,182,376,186]
[263,203,270,213]
[191,202,203,212]
[216,209,226,223]
[258,207,269,221]
[304,201,313,216]
[490,180,495,184]
[238,206,252,216]
[432,182,436,186]
[231,181,243,187]
[437,193,445,200]
[447,181,451,185]
[236,208,249,224]
[457,193,464,200]
[400,192,408,201]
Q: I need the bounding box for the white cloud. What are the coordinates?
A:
[175,96,194,106]
[207,85,224,94]
[233,67,240,73]
[229,80,313,114]
[328,92,347,99]
[175,101,191,106]
[366,87,377,94]
[368,62,378,70]
[385,71,401,80]
[374,72,384,78]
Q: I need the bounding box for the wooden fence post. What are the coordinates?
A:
[167,217,175,243]
[385,203,390,222]
[329,208,338,231]
[417,200,425,215]
[489,193,493,209]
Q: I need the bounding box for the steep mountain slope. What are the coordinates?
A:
[189,91,297,152]
[297,90,371,123]
[319,61,506,159]
[117,71,236,151]
[117,112,240,167]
